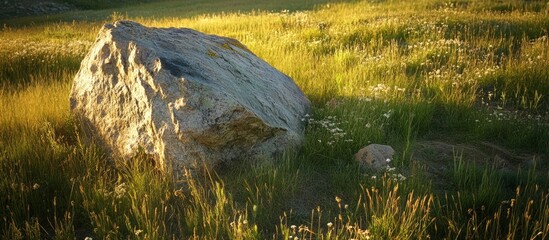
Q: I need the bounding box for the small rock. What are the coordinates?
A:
[354,144,395,171]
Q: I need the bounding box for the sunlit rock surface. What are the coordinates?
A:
[70,21,310,174]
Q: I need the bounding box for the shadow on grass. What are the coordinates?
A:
[2,0,352,27]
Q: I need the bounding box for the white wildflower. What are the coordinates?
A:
[114,183,127,199]
[383,110,393,119]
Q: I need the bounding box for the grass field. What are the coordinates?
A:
[1,0,549,239]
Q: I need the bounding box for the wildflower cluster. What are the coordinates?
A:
[369,158,407,182]
[474,107,548,126]
[114,182,127,199]
[93,183,129,201]
[287,224,314,240]
[358,83,407,100]
[361,54,384,64]
[303,114,353,146]
[274,9,311,29]
[286,220,372,239]
[434,1,468,13]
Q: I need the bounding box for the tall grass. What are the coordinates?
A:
[1,0,549,238]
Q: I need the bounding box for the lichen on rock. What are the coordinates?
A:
[70,21,310,176]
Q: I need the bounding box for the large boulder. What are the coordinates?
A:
[70,21,310,174]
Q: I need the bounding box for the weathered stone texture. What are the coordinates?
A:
[70,21,310,174]
[354,144,395,171]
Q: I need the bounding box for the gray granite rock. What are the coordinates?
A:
[70,21,310,175]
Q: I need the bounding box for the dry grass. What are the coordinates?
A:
[1,0,548,239]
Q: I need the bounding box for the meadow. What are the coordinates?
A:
[1,0,549,239]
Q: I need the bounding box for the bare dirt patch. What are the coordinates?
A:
[412,139,542,189]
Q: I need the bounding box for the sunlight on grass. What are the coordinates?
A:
[1,0,549,238]
[0,80,72,129]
